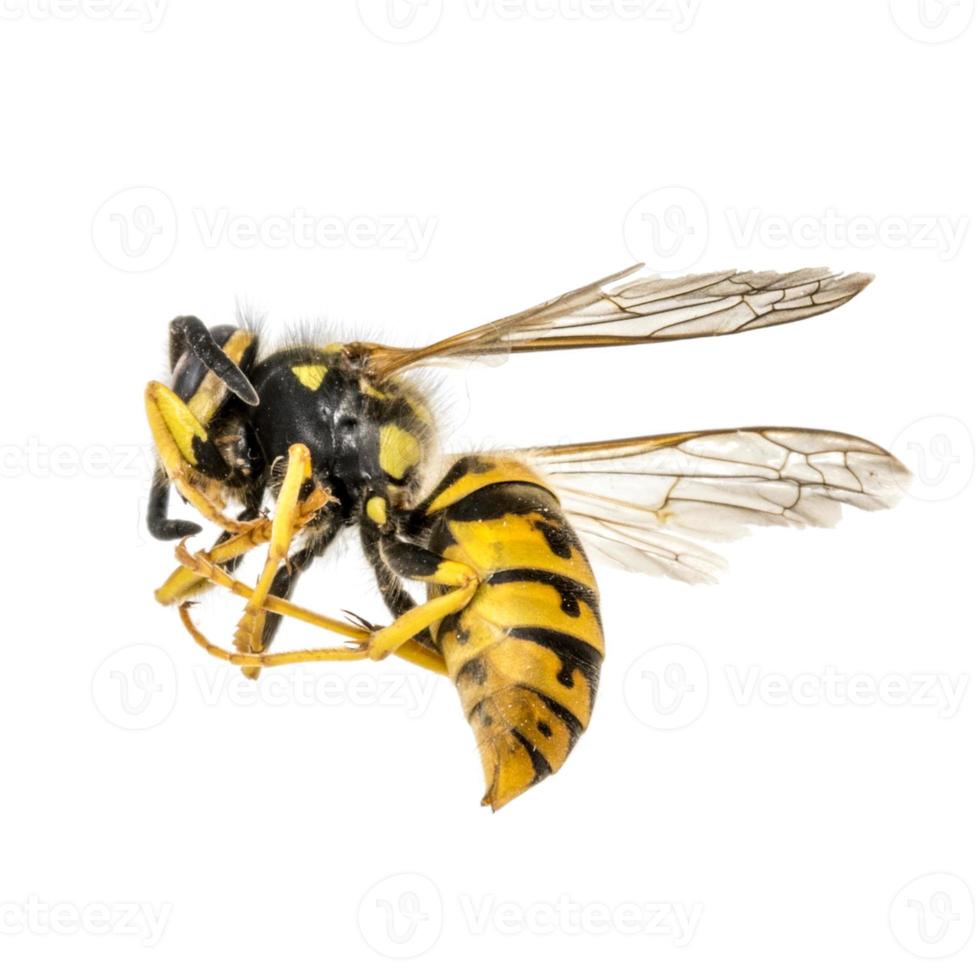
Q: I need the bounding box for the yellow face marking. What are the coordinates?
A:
[291,364,329,390]
[366,495,388,525]
[379,425,421,480]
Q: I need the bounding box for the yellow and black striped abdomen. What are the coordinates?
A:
[422,457,603,810]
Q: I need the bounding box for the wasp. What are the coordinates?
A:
[146,265,908,809]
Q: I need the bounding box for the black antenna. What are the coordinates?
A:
[169,315,259,406]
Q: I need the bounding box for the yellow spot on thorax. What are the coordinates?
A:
[359,378,389,400]
[366,496,388,525]
[379,424,421,479]
[291,364,329,390]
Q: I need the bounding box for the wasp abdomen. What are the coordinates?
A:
[423,459,603,810]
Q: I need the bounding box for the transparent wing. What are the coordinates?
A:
[368,266,873,379]
[526,428,909,584]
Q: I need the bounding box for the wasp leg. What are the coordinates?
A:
[257,513,343,650]
[154,487,331,606]
[145,380,262,536]
[174,543,446,675]
[357,539,480,662]
[234,443,318,669]
[180,604,370,668]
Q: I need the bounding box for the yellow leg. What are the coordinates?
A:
[174,543,447,675]
[154,485,331,606]
[361,557,479,662]
[145,380,263,535]
[234,443,314,663]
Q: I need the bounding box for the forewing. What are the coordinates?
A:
[368,267,873,378]
[527,428,909,584]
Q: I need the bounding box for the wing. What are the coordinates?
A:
[525,428,909,585]
[367,266,873,379]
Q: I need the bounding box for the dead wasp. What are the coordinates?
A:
[146,265,908,809]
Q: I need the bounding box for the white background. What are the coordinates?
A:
[1,1,977,976]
